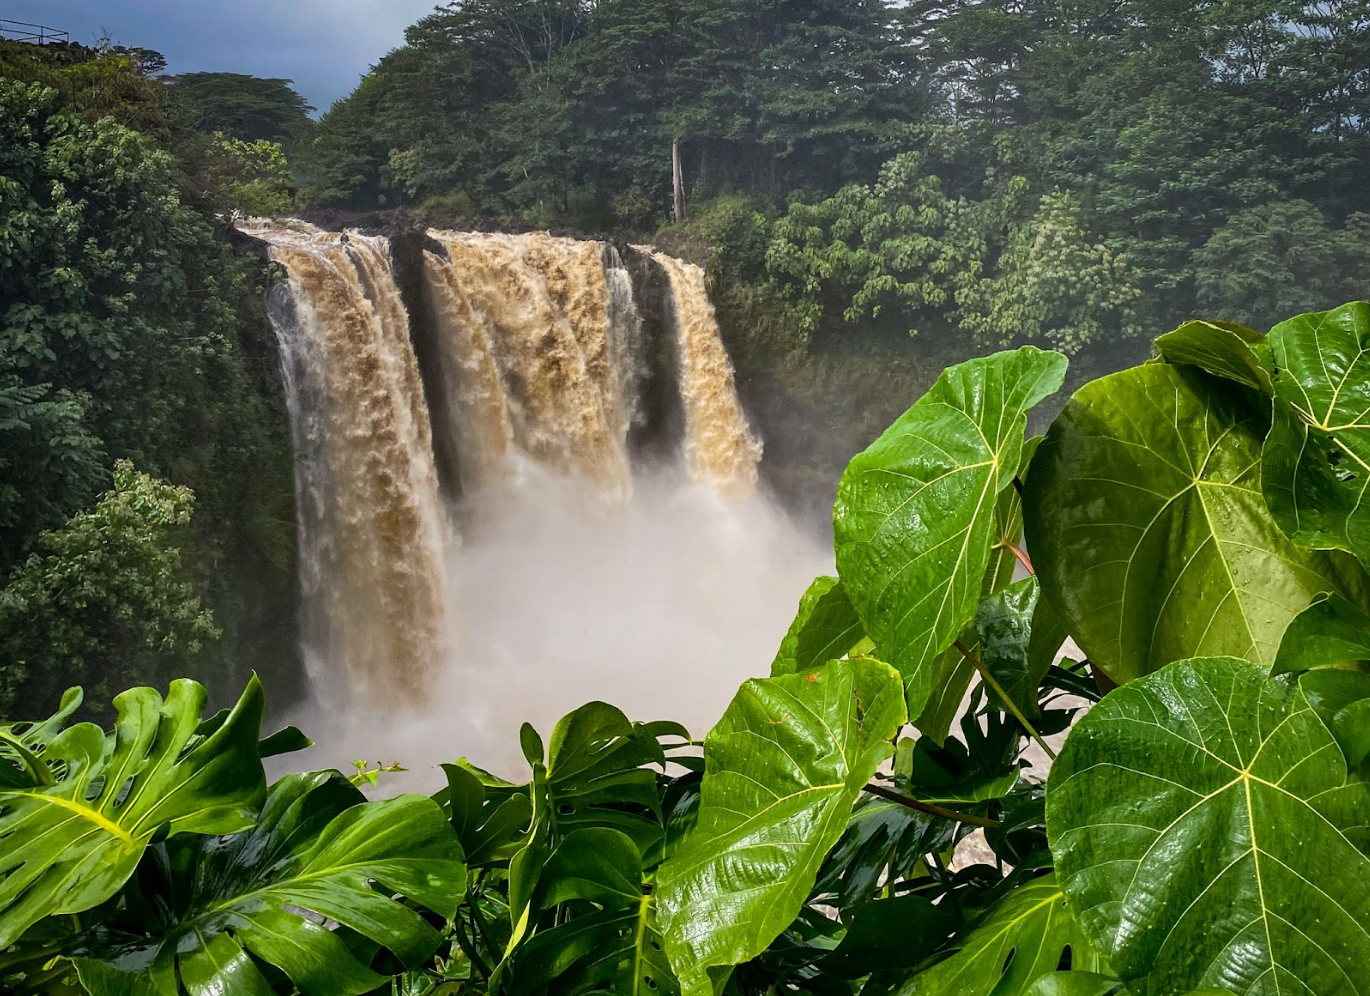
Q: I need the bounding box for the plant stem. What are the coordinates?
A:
[452,914,492,980]
[862,783,1002,828]
[955,640,1058,761]
[1003,540,1034,575]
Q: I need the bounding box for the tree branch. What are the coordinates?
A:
[862,783,1002,828]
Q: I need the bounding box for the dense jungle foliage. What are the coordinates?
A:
[0,40,306,717]
[305,0,1370,345]
[5,300,1370,996]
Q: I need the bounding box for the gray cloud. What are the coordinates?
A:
[6,0,439,110]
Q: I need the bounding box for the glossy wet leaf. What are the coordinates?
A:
[0,679,265,948]
[835,347,1066,716]
[656,657,907,996]
[510,828,678,996]
[896,873,1105,996]
[72,770,466,996]
[1025,363,1370,684]
[917,440,1041,743]
[1022,972,1124,996]
[1154,319,1272,394]
[1299,669,1370,769]
[1263,302,1370,566]
[1047,657,1370,995]
[772,576,865,676]
[1273,592,1370,674]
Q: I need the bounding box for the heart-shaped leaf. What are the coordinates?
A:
[0,679,265,948]
[656,657,907,996]
[1047,656,1370,995]
[771,576,865,677]
[1262,302,1370,566]
[1025,363,1370,684]
[72,770,466,996]
[835,347,1067,716]
[896,873,1105,996]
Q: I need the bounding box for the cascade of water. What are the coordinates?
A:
[604,244,648,451]
[642,250,763,493]
[423,232,634,498]
[259,227,450,709]
[247,222,787,736]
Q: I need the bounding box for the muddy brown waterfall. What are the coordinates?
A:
[253,224,770,716]
[259,227,450,708]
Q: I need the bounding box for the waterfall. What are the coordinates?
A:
[644,250,763,493]
[251,223,784,730]
[259,227,450,708]
[423,232,636,498]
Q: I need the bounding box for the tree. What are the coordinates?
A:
[957,189,1143,351]
[167,72,314,146]
[208,134,295,217]
[1194,199,1369,328]
[0,371,104,574]
[0,462,219,719]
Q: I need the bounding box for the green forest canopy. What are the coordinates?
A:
[304,0,1370,347]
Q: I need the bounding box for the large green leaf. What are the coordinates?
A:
[896,873,1105,996]
[916,438,1042,743]
[1272,591,1370,675]
[1263,302,1370,566]
[1154,319,1272,395]
[1299,669,1370,770]
[656,657,907,996]
[73,770,466,996]
[510,828,678,996]
[834,347,1066,716]
[771,576,866,677]
[0,679,266,948]
[1047,656,1370,995]
[1025,363,1370,684]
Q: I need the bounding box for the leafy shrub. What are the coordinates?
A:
[0,462,219,718]
[4,302,1370,996]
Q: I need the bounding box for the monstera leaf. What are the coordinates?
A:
[1026,363,1370,684]
[510,828,678,996]
[1263,302,1370,566]
[834,347,1067,716]
[0,679,266,949]
[1154,319,1272,394]
[1047,657,1370,995]
[73,770,466,996]
[518,702,668,853]
[440,762,534,866]
[772,577,866,676]
[656,657,907,996]
[896,873,1106,996]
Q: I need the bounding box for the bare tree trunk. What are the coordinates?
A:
[673,139,686,223]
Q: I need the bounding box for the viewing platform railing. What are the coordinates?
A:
[0,18,70,44]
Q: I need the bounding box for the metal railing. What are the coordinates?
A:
[0,18,70,44]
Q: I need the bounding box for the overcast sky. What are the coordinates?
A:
[4,0,440,111]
